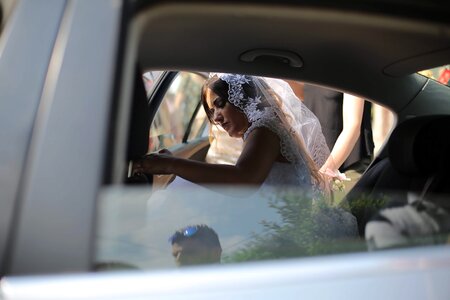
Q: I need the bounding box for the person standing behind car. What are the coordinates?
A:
[287,81,374,197]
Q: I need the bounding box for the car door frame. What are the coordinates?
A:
[3,0,124,275]
[0,0,68,276]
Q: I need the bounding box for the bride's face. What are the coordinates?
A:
[206,89,249,138]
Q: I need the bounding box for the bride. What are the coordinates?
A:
[133,73,357,237]
[134,73,327,190]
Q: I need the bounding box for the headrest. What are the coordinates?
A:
[389,115,450,176]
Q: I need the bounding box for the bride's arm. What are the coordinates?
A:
[133,127,280,186]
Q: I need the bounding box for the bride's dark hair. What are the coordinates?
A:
[201,75,261,123]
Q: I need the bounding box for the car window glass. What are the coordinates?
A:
[419,65,450,86]
[95,184,367,271]
[148,72,206,152]
[186,105,209,141]
[142,71,163,97]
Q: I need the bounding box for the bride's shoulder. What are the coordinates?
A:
[244,125,280,143]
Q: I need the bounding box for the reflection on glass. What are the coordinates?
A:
[96,183,450,271]
[96,183,369,270]
[169,224,222,267]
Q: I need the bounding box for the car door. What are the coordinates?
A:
[1,0,123,275]
[0,0,67,275]
[1,1,450,299]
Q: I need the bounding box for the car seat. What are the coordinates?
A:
[345,115,450,236]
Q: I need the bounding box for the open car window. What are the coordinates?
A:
[94,71,411,272]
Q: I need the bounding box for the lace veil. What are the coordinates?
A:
[207,73,331,190]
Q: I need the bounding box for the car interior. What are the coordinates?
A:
[91,1,450,271]
[346,114,450,236]
[1,0,449,279]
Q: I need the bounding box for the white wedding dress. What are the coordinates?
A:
[245,119,358,240]
[255,148,358,240]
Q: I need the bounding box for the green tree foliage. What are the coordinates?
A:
[223,189,366,263]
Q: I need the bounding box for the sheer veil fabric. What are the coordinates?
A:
[209,73,331,194]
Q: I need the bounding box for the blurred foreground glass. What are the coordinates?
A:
[95,182,361,271]
[95,182,449,271]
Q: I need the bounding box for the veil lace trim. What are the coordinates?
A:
[243,107,310,185]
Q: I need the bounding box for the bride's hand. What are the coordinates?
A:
[319,167,350,192]
[133,148,174,175]
[157,148,173,156]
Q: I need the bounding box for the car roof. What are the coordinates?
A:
[134,1,450,111]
